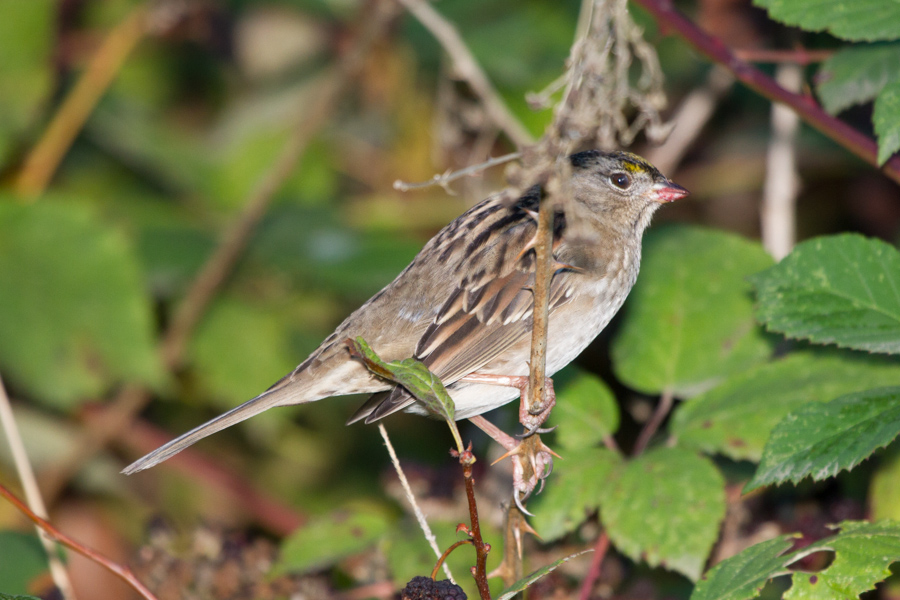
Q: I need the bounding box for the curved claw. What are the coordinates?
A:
[514,490,535,516]
[516,424,558,439]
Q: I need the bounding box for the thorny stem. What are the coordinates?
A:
[456,446,492,600]
[630,0,900,185]
[0,482,158,600]
[431,539,474,580]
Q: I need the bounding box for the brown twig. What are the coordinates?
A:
[431,539,474,580]
[397,0,535,148]
[454,445,492,600]
[15,6,148,198]
[734,48,834,65]
[0,482,158,600]
[393,152,522,192]
[578,530,610,600]
[630,0,900,184]
[633,389,674,455]
[40,0,399,503]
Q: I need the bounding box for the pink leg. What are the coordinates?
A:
[460,373,557,435]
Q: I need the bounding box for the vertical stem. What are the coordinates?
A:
[578,531,610,600]
[526,188,556,415]
[461,451,492,599]
[633,389,674,455]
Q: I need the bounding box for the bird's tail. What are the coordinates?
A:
[121,386,288,475]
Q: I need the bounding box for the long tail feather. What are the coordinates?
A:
[121,389,286,475]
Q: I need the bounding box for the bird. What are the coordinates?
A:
[123,150,687,478]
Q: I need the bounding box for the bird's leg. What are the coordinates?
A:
[463,372,560,514]
[468,415,558,515]
[460,373,557,435]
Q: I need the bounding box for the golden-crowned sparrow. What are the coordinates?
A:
[124,150,687,476]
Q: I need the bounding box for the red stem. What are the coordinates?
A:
[631,0,900,185]
[579,531,611,600]
[460,449,492,599]
[0,482,158,600]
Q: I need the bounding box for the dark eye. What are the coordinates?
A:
[610,172,631,190]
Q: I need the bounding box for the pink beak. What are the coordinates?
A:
[650,181,689,203]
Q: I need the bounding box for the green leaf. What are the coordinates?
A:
[786,521,900,600]
[673,351,900,461]
[753,0,900,42]
[875,80,900,165]
[0,531,49,595]
[0,0,54,165]
[690,535,797,600]
[348,337,455,422]
[613,226,773,397]
[746,387,900,492]
[548,367,619,450]
[599,447,726,580]
[870,448,900,521]
[0,595,42,600]
[817,43,900,114]
[531,447,622,541]
[496,550,593,600]
[751,234,900,354]
[274,505,390,574]
[190,297,301,409]
[0,200,163,407]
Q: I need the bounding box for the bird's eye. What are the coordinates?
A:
[610,172,631,190]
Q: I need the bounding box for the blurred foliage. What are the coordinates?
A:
[0,0,899,599]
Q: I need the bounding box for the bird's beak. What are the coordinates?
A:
[650,181,690,203]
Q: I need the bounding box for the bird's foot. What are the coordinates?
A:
[459,373,557,436]
[468,415,560,515]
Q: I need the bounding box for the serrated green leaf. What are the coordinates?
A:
[531,447,621,541]
[746,387,900,492]
[875,80,900,165]
[690,535,797,600]
[786,521,900,600]
[348,337,455,422]
[548,368,619,450]
[672,351,900,461]
[0,532,49,595]
[599,447,726,580]
[0,594,42,600]
[496,550,592,600]
[753,0,900,42]
[0,200,163,407]
[751,234,900,354]
[817,43,900,114]
[274,505,390,574]
[613,226,773,397]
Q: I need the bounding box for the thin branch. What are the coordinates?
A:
[455,445,492,599]
[630,0,900,185]
[430,539,473,580]
[379,424,455,583]
[15,6,148,199]
[393,152,522,192]
[734,48,833,65]
[397,0,534,148]
[578,530,610,600]
[0,375,77,600]
[633,389,674,455]
[40,0,399,502]
[0,482,158,600]
[762,63,802,260]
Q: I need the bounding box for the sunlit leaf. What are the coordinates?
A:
[672,350,900,461]
[751,234,900,354]
[746,387,900,491]
[613,226,773,397]
[548,367,619,450]
[875,80,900,165]
[690,535,797,600]
[600,447,726,580]
[753,0,900,41]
